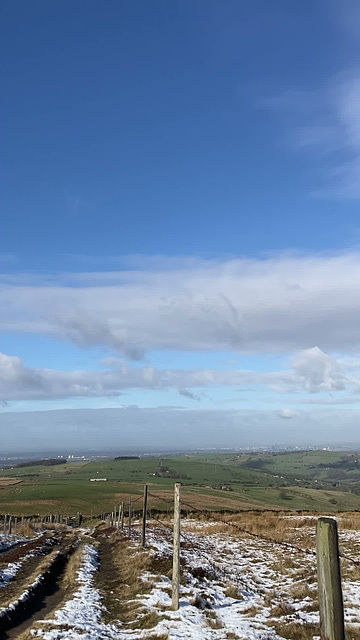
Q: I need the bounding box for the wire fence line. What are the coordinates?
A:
[149,491,317,558]
[147,489,360,567]
[149,512,258,595]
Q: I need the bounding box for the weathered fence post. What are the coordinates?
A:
[141,485,148,548]
[172,483,181,610]
[316,517,345,640]
[121,502,124,531]
[128,497,132,537]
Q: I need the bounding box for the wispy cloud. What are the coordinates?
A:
[264,70,360,198]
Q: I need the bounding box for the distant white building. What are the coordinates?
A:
[89,478,107,482]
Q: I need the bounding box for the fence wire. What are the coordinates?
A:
[148,490,360,567]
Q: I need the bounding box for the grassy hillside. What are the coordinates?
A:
[0,450,359,514]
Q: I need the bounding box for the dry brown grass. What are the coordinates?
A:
[270,557,299,572]
[270,601,295,617]
[224,585,243,600]
[16,521,35,537]
[93,530,169,628]
[270,621,319,639]
[346,625,360,639]
[343,562,360,581]
[0,477,22,485]
[41,523,67,531]
[339,513,360,531]
[242,604,260,617]
[61,542,87,592]
[204,609,223,629]
[206,511,317,549]
[289,581,316,600]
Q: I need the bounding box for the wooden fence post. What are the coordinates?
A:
[141,485,148,548]
[172,483,181,610]
[121,502,124,531]
[316,517,345,640]
[128,497,132,537]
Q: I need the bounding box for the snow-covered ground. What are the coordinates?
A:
[0,550,36,587]
[12,519,360,639]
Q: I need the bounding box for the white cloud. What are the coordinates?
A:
[291,347,345,393]
[0,344,356,402]
[278,409,298,419]
[1,253,360,358]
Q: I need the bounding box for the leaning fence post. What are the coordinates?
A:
[316,517,345,640]
[141,485,148,548]
[172,483,181,610]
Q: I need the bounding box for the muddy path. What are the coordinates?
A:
[0,533,80,640]
[0,536,65,603]
[0,537,41,560]
[0,534,47,566]
[1,549,70,639]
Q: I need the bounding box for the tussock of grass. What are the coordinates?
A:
[204,609,223,629]
[270,601,295,617]
[270,621,319,639]
[270,557,298,572]
[242,604,260,617]
[129,610,163,630]
[224,584,243,599]
[289,581,316,600]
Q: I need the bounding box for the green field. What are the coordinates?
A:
[0,450,359,515]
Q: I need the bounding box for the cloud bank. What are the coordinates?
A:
[0,346,356,401]
[1,253,360,358]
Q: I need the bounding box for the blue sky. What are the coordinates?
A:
[1,0,360,450]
